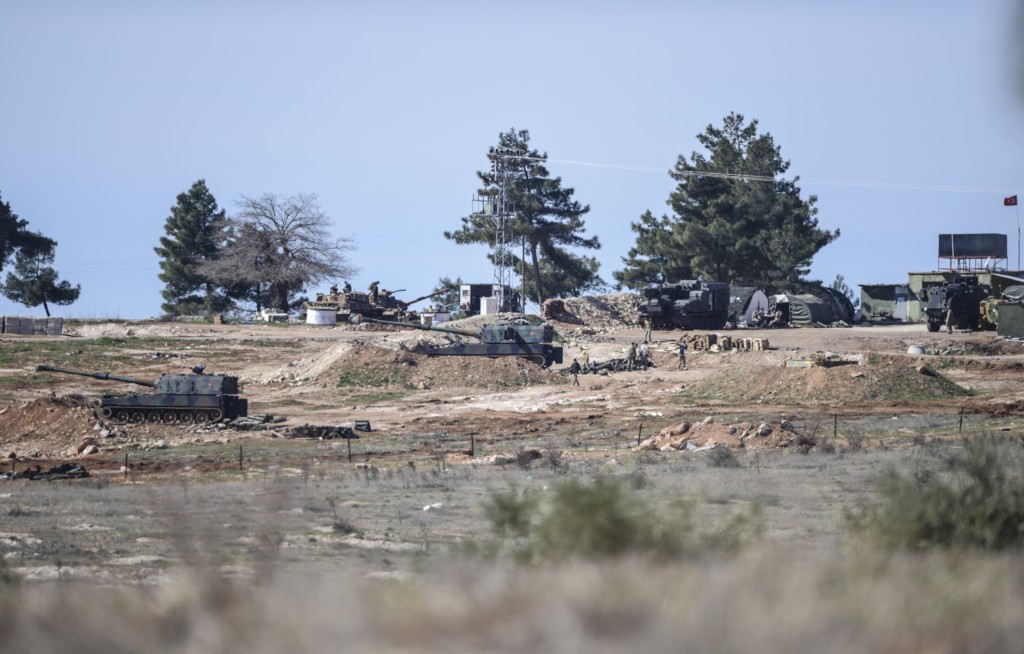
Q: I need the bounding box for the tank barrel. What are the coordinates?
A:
[406,286,455,306]
[363,317,478,338]
[35,365,157,387]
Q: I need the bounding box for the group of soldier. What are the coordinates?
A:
[751,306,785,329]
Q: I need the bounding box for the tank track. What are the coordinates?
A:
[99,405,224,425]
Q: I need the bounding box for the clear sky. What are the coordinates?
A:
[2,0,1023,319]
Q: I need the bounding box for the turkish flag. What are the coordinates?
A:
[1005,195,1018,206]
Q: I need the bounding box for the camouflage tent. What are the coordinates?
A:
[782,294,835,326]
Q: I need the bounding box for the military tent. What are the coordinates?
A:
[728,287,770,327]
[778,294,835,326]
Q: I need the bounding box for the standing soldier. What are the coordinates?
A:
[581,348,590,371]
[638,341,650,370]
[569,358,582,386]
[676,339,688,369]
[369,281,379,303]
[643,318,652,343]
[626,342,637,371]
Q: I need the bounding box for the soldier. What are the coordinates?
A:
[643,318,652,343]
[769,306,785,328]
[752,307,766,328]
[626,342,637,372]
[569,358,582,386]
[330,284,338,296]
[369,281,379,303]
[638,341,650,370]
[342,281,352,294]
[581,348,590,371]
[676,339,687,369]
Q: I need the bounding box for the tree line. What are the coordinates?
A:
[1,112,841,317]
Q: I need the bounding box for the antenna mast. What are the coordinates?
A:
[473,147,521,312]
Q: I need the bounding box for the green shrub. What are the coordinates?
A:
[482,486,539,538]
[849,437,1024,551]
[707,445,741,469]
[483,474,762,562]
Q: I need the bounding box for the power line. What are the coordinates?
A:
[525,155,1017,195]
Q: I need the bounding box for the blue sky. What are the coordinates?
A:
[2,1,1022,319]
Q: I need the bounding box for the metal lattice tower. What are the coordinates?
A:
[473,147,518,312]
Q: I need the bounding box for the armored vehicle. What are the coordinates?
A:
[36,365,247,425]
[637,278,730,330]
[923,277,990,332]
[306,285,452,323]
[365,318,563,367]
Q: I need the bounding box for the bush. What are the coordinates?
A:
[483,474,762,562]
[707,445,741,469]
[849,437,1024,551]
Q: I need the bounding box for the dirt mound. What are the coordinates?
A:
[685,356,971,406]
[0,395,103,459]
[325,345,563,391]
[547,293,641,329]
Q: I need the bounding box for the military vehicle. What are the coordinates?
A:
[35,365,247,425]
[923,276,990,332]
[305,285,452,323]
[637,278,730,330]
[364,317,563,367]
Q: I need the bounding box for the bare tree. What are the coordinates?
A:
[201,193,357,311]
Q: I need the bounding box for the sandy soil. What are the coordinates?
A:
[2,314,1023,469]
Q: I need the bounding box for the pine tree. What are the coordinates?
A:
[154,180,231,316]
[2,243,80,316]
[445,128,601,305]
[613,211,691,289]
[617,113,838,293]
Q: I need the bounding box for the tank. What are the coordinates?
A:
[364,318,563,367]
[35,365,248,425]
[637,278,730,330]
[923,277,990,332]
[305,285,453,323]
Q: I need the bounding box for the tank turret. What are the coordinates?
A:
[363,318,563,367]
[36,365,247,425]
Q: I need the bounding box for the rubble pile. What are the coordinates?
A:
[637,416,798,451]
[287,424,358,440]
[546,293,641,329]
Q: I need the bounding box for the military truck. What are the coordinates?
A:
[637,278,730,330]
[923,276,990,332]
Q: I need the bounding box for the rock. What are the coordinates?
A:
[757,423,773,437]
[76,438,98,454]
[658,420,690,438]
[702,416,714,425]
[6,451,16,459]
[780,419,794,431]
[80,444,100,456]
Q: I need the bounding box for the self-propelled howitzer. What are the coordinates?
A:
[364,318,563,367]
[35,365,248,425]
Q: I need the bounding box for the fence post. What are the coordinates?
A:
[959,407,965,433]
[637,422,643,447]
[239,444,244,471]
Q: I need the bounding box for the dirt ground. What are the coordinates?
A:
[2,315,1024,467]
[3,306,1024,634]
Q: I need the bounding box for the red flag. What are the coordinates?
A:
[1005,195,1018,206]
